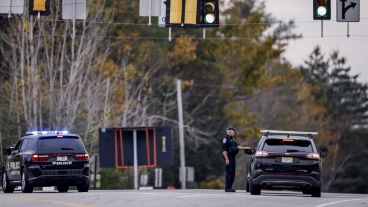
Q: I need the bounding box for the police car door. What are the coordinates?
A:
[8,139,24,181]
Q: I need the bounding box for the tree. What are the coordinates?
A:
[0,0,301,189]
[302,46,368,192]
[0,1,117,153]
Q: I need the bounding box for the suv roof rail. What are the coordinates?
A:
[260,130,318,138]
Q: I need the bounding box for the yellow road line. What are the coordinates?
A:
[0,194,94,207]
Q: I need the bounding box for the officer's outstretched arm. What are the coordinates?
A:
[223,151,230,165]
[237,146,250,150]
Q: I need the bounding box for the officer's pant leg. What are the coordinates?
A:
[229,159,236,188]
[225,164,232,189]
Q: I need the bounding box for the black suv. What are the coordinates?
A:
[1,131,90,193]
[245,130,327,197]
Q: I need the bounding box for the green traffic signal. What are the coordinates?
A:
[205,14,216,24]
[313,0,331,20]
[317,6,327,17]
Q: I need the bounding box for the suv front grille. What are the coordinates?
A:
[42,170,84,176]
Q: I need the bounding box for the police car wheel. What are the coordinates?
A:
[77,182,89,192]
[57,185,69,193]
[249,180,261,195]
[302,188,311,194]
[21,170,33,193]
[311,187,321,197]
[2,171,15,193]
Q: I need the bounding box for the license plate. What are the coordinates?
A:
[282,157,293,164]
[57,156,68,161]
[52,161,72,166]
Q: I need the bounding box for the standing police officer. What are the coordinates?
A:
[222,126,249,192]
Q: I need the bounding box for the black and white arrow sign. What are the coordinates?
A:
[337,0,360,22]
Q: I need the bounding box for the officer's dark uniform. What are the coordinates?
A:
[221,134,239,191]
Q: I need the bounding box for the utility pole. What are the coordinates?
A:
[176,80,186,189]
[0,127,3,159]
[72,0,76,62]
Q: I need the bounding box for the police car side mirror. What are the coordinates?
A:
[244,148,256,155]
[319,148,328,158]
[319,150,328,158]
[4,148,12,155]
[4,144,16,155]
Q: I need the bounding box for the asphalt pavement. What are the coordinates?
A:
[0,189,367,207]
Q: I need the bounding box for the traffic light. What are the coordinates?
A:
[167,0,198,26]
[29,0,51,16]
[167,0,183,25]
[200,0,219,27]
[166,0,219,28]
[184,0,198,25]
[313,0,331,20]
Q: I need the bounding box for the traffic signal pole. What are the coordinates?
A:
[347,22,350,38]
[168,27,172,42]
[321,20,324,38]
[148,0,152,26]
[181,0,186,26]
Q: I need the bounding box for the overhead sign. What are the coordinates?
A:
[158,0,166,27]
[99,126,173,168]
[62,0,87,20]
[337,0,360,22]
[139,0,161,16]
[0,0,24,14]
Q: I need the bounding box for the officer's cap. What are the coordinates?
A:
[226,126,236,131]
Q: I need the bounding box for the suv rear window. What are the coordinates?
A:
[262,138,314,153]
[36,136,86,153]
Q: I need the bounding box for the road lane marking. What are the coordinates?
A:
[315,199,363,207]
[16,195,94,207]
[176,194,228,198]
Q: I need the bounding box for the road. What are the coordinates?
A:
[0,189,367,207]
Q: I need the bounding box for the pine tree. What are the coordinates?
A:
[302,46,368,192]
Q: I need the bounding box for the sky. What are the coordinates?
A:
[263,0,368,82]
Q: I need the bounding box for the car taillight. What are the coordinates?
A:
[255,151,269,157]
[75,153,89,161]
[31,154,50,162]
[306,153,320,160]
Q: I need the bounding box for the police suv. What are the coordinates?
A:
[245,130,328,197]
[1,131,90,193]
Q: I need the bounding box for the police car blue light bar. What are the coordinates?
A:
[26,131,69,135]
[261,130,318,137]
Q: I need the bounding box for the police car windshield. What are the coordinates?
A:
[262,138,314,153]
[36,136,85,153]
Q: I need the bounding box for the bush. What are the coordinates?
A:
[199,176,224,189]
